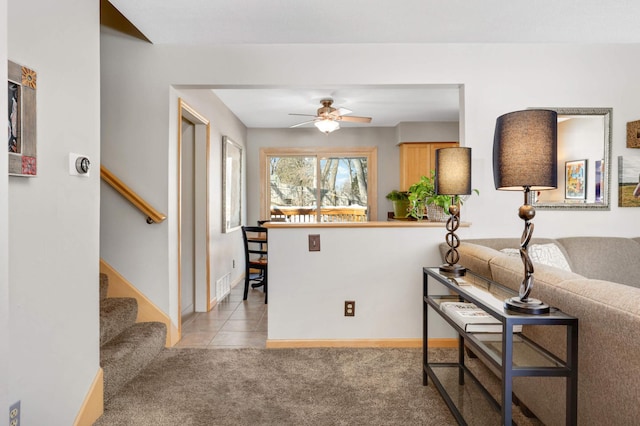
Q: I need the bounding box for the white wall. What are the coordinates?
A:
[396,121,459,143]
[101,39,640,243]
[100,33,248,326]
[268,226,454,341]
[100,34,640,337]
[172,89,247,309]
[546,116,604,203]
[100,31,173,318]
[7,0,101,424]
[1,0,9,415]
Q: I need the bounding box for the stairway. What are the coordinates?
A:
[99,273,167,401]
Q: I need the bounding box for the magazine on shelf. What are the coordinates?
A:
[440,301,523,333]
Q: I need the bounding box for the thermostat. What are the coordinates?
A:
[69,153,91,177]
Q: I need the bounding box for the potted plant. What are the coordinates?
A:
[385,190,410,218]
[406,173,435,220]
[407,171,479,221]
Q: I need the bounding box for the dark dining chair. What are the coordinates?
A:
[241,226,268,304]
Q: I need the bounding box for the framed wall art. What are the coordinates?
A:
[565,159,587,200]
[618,156,640,207]
[222,136,242,232]
[627,120,640,148]
[8,60,37,176]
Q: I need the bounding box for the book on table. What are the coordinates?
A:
[440,301,523,333]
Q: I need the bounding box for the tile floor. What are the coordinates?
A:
[175,283,268,349]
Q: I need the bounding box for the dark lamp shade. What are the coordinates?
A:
[493,109,558,191]
[435,147,472,195]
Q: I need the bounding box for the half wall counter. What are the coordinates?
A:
[263,221,470,348]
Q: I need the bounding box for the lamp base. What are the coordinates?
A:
[439,263,466,277]
[504,296,550,315]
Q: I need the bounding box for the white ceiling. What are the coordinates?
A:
[210,85,460,129]
[107,0,640,129]
[108,0,640,45]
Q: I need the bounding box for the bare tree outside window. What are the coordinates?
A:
[320,157,368,208]
[269,156,316,208]
[267,154,371,222]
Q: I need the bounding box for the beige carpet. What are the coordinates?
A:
[95,347,541,426]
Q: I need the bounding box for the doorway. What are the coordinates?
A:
[178,99,211,335]
[180,117,196,323]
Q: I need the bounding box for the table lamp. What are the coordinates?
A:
[493,109,557,314]
[435,147,472,276]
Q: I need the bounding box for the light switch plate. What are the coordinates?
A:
[308,234,320,251]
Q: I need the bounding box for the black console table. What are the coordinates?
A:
[423,267,578,425]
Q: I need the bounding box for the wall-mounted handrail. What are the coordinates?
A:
[100,165,167,224]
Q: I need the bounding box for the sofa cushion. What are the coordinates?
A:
[500,243,572,272]
[556,237,640,288]
[457,237,574,270]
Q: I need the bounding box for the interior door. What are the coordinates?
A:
[180,118,196,322]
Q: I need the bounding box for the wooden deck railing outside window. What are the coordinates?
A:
[270,206,367,223]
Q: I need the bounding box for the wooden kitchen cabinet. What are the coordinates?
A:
[399,142,458,190]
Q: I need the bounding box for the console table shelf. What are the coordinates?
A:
[423,267,578,425]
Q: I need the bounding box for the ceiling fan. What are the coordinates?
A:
[289,98,372,133]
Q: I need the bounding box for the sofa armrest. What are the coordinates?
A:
[513,277,640,425]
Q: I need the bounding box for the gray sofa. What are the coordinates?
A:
[439,237,640,426]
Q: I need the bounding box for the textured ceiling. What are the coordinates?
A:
[106,0,639,129]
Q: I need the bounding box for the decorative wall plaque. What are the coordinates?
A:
[626,120,640,149]
[8,60,37,176]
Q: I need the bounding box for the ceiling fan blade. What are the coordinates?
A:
[338,115,372,123]
[289,119,317,128]
[290,99,370,127]
[329,107,351,118]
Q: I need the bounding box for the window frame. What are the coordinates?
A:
[259,146,378,222]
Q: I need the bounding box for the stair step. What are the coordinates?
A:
[99,273,109,301]
[100,297,138,347]
[100,321,167,401]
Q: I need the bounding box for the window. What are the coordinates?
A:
[260,147,378,222]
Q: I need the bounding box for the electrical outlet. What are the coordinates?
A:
[232,259,236,268]
[9,401,20,426]
[345,301,355,317]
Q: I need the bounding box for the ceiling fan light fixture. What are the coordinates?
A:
[315,119,340,134]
